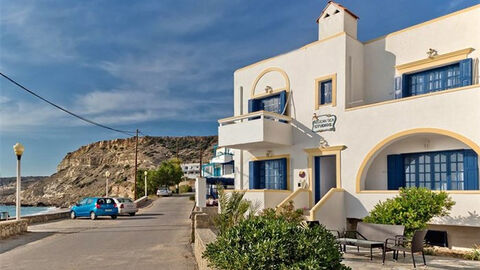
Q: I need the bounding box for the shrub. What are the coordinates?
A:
[214,186,254,234]
[203,215,350,270]
[261,200,304,225]
[465,244,480,260]
[363,187,455,236]
[179,185,192,193]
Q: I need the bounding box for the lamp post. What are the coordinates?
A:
[144,171,148,197]
[105,171,110,197]
[13,143,24,220]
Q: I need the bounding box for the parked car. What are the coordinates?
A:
[70,197,118,220]
[112,197,138,216]
[156,188,172,197]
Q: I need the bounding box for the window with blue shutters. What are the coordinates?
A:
[402,59,472,97]
[387,149,478,191]
[319,80,332,105]
[247,91,287,115]
[249,158,287,190]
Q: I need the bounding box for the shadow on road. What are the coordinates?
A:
[135,213,164,216]
[0,232,54,254]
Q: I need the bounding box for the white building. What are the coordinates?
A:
[181,163,201,179]
[218,1,480,248]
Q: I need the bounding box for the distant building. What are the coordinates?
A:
[181,163,200,180]
[202,145,235,198]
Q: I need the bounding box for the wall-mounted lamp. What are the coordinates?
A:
[427,48,438,58]
[266,150,273,157]
[265,86,273,93]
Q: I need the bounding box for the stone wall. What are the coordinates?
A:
[194,228,217,270]
[0,220,28,239]
[23,210,70,225]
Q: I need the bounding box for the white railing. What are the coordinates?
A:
[218,110,292,126]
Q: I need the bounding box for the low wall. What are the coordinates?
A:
[0,220,28,239]
[194,228,217,270]
[24,210,70,225]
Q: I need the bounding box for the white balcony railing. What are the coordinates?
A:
[218,110,293,150]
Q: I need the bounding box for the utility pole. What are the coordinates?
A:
[134,129,139,200]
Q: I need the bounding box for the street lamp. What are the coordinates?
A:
[144,171,148,197]
[13,143,24,220]
[105,171,110,197]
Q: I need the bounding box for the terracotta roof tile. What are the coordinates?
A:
[316,1,359,23]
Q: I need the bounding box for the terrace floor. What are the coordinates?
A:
[342,247,480,270]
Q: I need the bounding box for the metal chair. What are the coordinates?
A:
[385,230,428,268]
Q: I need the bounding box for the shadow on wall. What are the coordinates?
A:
[434,211,480,226]
[344,191,369,220]
[362,38,397,106]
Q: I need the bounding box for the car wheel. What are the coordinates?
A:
[111,215,117,219]
[129,213,135,216]
[70,211,76,219]
[90,211,97,220]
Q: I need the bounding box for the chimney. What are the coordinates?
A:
[316,1,359,40]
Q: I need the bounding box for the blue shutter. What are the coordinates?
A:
[248,99,257,113]
[279,158,287,190]
[387,154,405,190]
[464,149,479,190]
[401,74,409,98]
[459,58,472,86]
[394,76,402,99]
[279,91,287,115]
[249,161,260,189]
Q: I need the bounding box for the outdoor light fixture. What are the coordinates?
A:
[105,171,110,197]
[144,171,148,197]
[13,143,25,220]
[265,86,273,93]
[427,48,438,58]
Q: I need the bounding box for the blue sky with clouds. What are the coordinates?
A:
[1,0,478,177]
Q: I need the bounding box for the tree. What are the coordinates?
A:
[157,158,183,188]
[363,187,455,236]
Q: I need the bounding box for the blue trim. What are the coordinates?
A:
[314,156,321,203]
[387,154,405,190]
[459,58,473,86]
[464,149,479,190]
[247,90,287,115]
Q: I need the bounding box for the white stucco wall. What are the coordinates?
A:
[225,4,480,227]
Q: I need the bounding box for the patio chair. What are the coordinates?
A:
[385,230,428,268]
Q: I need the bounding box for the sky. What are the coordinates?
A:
[1,0,479,177]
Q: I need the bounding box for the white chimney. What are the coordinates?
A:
[317,1,358,40]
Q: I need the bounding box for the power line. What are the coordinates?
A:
[0,72,136,137]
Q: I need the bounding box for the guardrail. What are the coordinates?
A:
[218,110,292,126]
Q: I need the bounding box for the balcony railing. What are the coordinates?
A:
[218,111,293,150]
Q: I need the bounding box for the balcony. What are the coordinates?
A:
[218,110,293,150]
[211,153,233,164]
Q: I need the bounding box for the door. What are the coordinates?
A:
[314,155,337,204]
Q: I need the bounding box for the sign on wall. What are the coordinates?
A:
[312,114,337,132]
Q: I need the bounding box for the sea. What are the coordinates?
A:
[0,205,58,219]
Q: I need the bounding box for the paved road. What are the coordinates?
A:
[0,196,197,270]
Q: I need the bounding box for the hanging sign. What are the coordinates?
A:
[312,114,337,132]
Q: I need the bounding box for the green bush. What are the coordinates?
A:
[363,187,455,236]
[203,215,350,270]
[465,244,480,260]
[261,200,304,225]
[179,185,192,193]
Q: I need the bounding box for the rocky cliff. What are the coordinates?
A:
[0,136,217,207]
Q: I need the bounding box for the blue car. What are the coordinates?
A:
[70,197,118,220]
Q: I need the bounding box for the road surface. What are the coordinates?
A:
[0,196,197,270]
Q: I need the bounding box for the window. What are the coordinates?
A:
[397,58,472,99]
[407,63,460,96]
[319,80,333,105]
[249,158,287,190]
[248,91,287,115]
[388,149,478,191]
[315,74,336,109]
